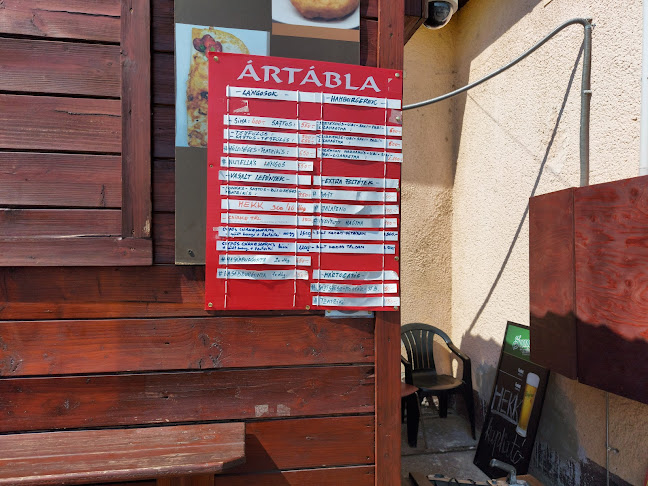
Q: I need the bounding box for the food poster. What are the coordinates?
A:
[175,0,360,264]
[474,322,550,477]
[204,53,402,310]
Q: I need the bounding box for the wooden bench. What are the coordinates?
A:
[0,423,245,485]
[0,318,253,485]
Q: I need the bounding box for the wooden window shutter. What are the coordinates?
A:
[0,0,152,266]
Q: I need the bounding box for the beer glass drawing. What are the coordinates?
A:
[516,372,539,437]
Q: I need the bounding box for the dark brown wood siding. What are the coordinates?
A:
[0,0,151,266]
[0,1,404,484]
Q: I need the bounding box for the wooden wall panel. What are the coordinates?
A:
[0,366,374,432]
[153,53,175,105]
[153,159,175,212]
[154,212,175,264]
[362,0,379,19]
[530,177,648,404]
[529,188,577,379]
[0,153,121,208]
[152,0,174,52]
[0,1,396,483]
[0,237,152,267]
[378,0,404,69]
[215,466,374,485]
[0,268,325,320]
[0,0,120,42]
[0,95,121,153]
[0,209,121,237]
[0,38,120,97]
[375,2,404,484]
[361,19,378,67]
[121,0,152,240]
[574,176,648,404]
[0,317,374,376]
[153,104,175,159]
[232,417,374,473]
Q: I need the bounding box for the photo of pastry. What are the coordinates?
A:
[272,0,360,38]
[289,0,359,20]
[175,24,269,148]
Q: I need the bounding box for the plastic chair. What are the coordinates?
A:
[401,323,476,439]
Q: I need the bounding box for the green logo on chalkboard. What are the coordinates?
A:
[504,323,531,361]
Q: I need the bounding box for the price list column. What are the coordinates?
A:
[209,82,314,310]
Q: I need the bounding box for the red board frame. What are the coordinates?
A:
[205,53,402,311]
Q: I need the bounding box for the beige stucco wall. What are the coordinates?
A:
[403,0,648,483]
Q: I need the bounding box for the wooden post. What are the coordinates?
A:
[375,0,404,484]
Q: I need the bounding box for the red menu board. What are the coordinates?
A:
[205,53,402,311]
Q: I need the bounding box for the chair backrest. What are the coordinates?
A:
[401,323,452,373]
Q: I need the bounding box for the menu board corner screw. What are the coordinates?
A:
[395,72,401,78]
[208,302,213,308]
[393,306,399,310]
[305,305,311,310]
[394,256,399,261]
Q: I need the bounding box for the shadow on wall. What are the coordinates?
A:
[464,43,583,336]
[450,0,543,182]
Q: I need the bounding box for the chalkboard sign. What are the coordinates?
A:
[474,322,549,477]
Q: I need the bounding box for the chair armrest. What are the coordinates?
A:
[447,342,469,362]
[447,342,472,385]
[401,356,413,384]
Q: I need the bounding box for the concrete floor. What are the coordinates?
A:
[401,402,490,484]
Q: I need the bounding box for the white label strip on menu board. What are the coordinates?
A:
[313,269,399,280]
[218,170,311,185]
[299,120,402,137]
[220,213,314,226]
[311,283,398,294]
[217,241,310,253]
[221,185,396,202]
[221,199,314,213]
[221,185,303,199]
[300,134,402,150]
[221,157,313,172]
[217,241,394,254]
[323,93,401,110]
[315,188,398,202]
[318,148,403,163]
[224,143,316,159]
[313,229,398,241]
[312,295,401,307]
[218,227,311,239]
[217,268,309,280]
[224,114,298,130]
[314,175,399,189]
[228,86,298,102]
[314,216,398,228]
[219,254,311,266]
[227,86,401,109]
[313,243,396,254]
[315,203,399,215]
[224,129,297,144]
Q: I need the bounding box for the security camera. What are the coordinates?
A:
[423,0,458,29]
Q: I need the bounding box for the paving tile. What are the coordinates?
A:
[402,406,488,482]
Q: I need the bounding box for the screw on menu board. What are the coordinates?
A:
[395,73,401,78]
[213,56,219,61]
[208,302,213,308]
